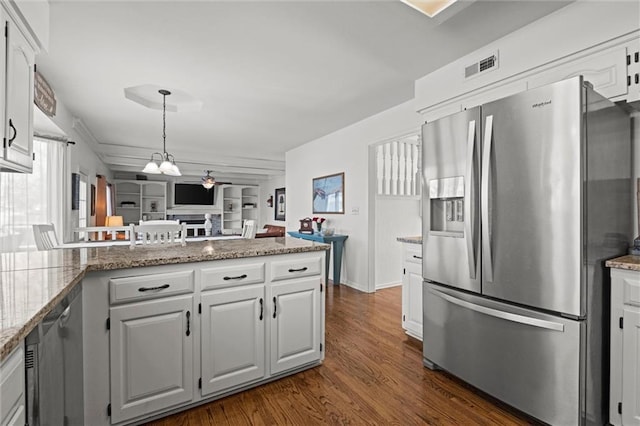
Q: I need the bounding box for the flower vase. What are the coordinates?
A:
[316,223,323,234]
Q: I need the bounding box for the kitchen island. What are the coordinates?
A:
[0,237,329,425]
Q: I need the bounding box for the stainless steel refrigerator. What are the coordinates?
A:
[421,76,631,426]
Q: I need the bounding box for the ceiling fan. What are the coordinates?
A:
[200,170,228,189]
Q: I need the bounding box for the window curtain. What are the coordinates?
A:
[0,139,66,252]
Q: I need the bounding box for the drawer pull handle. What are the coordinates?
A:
[259,298,263,321]
[273,296,277,319]
[288,267,308,273]
[7,119,17,146]
[223,274,247,280]
[138,284,170,292]
[412,255,422,260]
[186,311,191,336]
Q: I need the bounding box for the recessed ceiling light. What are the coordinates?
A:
[401,0,458,18]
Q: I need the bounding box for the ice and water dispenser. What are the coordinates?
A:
[429,176,465,236]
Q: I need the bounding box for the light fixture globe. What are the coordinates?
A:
[159,159,173,174]
[201,170,215,189]
[141,89,182,176]
[142,160,161,174]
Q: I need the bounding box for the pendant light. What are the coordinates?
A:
[201,170,216,189]
[142,89,181,176]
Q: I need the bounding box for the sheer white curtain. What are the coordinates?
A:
[0,139,66,252]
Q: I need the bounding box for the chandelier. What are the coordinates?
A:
[201,170,216,189]
[142,89,181,176]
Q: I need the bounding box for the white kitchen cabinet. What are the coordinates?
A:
[610,268,640,426]
[82,252,325,425]
[528,46,630,100]
[109,270,195,423]
[269,276,322,375]
[220,185,260,234]
[401,243,422,341]
[0,7,36,173]
[0,345,25,426]
[200,284,265,396]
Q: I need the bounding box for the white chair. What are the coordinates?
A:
[130,222,187,247]
[33,224,60,250]
[241,220,257,239]
[139,219,180,225]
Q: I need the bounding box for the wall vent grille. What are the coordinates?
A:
[465,51,499,79]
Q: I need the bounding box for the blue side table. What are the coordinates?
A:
[287,231,348,285]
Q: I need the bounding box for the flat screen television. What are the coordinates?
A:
[174,183,215,205]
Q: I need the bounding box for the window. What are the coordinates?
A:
[0,139,66,252]
[77,173,88,240]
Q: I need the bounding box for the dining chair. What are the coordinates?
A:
[32,224,61,250]
[241,220,257,239]
[130,222,187,247]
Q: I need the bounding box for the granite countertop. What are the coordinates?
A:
[606,255,640,272]
[396,236,422,245]
[0,237,329,361]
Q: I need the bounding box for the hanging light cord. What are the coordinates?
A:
[162,90,168,158]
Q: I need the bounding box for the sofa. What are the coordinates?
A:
[255,224,285,238]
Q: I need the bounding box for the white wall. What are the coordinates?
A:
[286,0,640,292]
[286,101,421,292]
[375,197,420,289]
[260,174,285,228]
[415,0,640,112]
[46,97,112,242]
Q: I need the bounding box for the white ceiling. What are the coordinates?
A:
[36,0,571,180]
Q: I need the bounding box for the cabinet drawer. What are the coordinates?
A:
[271,256,322,282]
[201,262,265,291]
[404,245,423,266]
[109,270,194,304]
[623,273,640,307]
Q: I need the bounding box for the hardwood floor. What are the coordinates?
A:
[146,284,538,425]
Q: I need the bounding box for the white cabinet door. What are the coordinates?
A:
[201,284,265,396]
[402,244,423,340]
[0,346,25,426]
[622,306,640,426]
[109,295,193,424]
[269,277,322,375]
[404,266,423,340]
[3,17,34,172]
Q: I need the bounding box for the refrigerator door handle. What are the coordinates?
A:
[430,287,565,332]
[481,114,494,282]
[465,119,477,279]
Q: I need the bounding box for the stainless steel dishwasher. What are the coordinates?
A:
[25,283,84,426]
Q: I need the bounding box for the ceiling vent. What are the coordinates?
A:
[465,51,499,79]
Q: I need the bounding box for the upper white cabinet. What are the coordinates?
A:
[528,46,629,100]
[610,268,640,426]
[0,6,36,173]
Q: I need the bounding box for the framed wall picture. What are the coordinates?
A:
[90,184,96,216]
[71,173,80,210]
[313,172,344,214]
[274,187,286,221]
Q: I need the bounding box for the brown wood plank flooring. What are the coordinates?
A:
[146,284,539,426]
